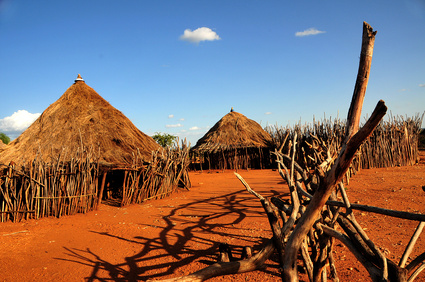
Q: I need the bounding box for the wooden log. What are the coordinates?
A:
[399,221,425,268]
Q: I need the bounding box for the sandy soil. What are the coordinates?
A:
[1,152,425,281]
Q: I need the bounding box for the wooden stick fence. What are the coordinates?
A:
[266,114,423,180]
[358,113,423,169]
[120,140,191,206]
[190,146,273,171]
[1,140,191,223]
[0,147,99,222]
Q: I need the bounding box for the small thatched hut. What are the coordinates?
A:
[191,109,274,170]
[0,74,160,166]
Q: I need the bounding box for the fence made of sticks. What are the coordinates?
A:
[118,142,191,207]
[266,113,423,179]
[190,147,273,171]
[0,147,99,223]
[0,142,191,223]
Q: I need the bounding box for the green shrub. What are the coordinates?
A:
[152,132,177,148]
[0,132,10,145]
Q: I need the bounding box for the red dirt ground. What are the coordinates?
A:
[1,152,425,281]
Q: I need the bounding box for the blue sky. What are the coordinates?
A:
[1,0,424,146]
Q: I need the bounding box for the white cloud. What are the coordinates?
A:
[168,114,174,118]
[265,112,272,115]
[295,28,326,37]
[179,118,185,121]
[419,84,425,87]
[0,110,40,139]
[166,123,183,128]
[189,126,211,132]
[180,27,221,43]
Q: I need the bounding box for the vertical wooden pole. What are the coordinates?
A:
[122,171,128,206]
[345,22,377,141]
[97,171,107,209]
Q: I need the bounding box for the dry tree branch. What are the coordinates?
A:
[400,222,425,268]
[408,263,425,282]
[406,252,425,281]
[235,172,286,278]
[319,223,383,280]
[337,183,389,279]
[148,239,276,282]
[282,22,383,282]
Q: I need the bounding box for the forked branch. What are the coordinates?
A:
[282,22,383,281]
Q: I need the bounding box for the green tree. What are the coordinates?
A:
[152,132,177,148]
[0,132,10,145]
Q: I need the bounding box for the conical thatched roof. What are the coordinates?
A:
[192,110,273,153]
[0,74,160,166]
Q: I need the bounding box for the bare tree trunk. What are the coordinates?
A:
[345,22,377,140]
[282,22,382,282]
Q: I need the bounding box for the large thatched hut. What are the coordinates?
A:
[191,109,274,170]
[0,75,174,220]
[0,74,160,166]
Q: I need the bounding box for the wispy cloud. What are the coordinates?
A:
[168,114,174,118]
[166,123,183,128]
[180,27,221,44]
[265,112,272,115]
[0,110,40,139]
[189,126,211,132]
[295,28,326,37]
[419,84,425,87]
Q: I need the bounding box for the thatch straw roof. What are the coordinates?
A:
[0,74,160,167]
[0,140,6,150]
[192,110,273,153]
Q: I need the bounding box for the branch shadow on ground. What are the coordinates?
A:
[56,187,289,281]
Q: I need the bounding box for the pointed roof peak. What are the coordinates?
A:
[74,74,85,83]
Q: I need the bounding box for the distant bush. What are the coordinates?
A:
[152,132,177,148]
[0,132,10,145]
